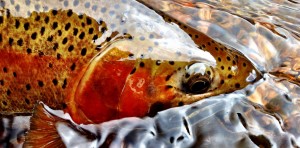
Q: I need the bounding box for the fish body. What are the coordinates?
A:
[0,9,106,114]
[0,0,261,125]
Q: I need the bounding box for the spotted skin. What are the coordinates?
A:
[135,5,261,105]
[68,47,191,123]
[0,9,107,114]
[0,2,260,125]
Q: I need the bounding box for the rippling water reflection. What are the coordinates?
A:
[1,0,300,147]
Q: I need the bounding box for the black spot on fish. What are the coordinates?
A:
[8,38,14,46]
[53,43,58,51]
[52,10,58,16]
[207,71,211,75]
[67,10,73,17]
[13,72,17,77]
[88,28,94,34]
[221,66,224,70]
[235,83,240,88]
[2,101,7,106]
[178,101,184,106]
[81,48,87,56]
[62,37,68,44]
[40,26,45,35]
[166,85,173,89]
[73,28,78,36]
[6,89,11,96]
[165,75,171,81]
[24,22,30,30]
[52,22,58,29]
[215,47,219,51]
[58,30,62,36]
[26,48,32,54]
[62,79,67,89]
[128,53,134,58]
[86,17,92,25]
[0,80,4,86]
[101,27,107,33]
[17,38,23,46]
[70,63,76,71]
[0,16,3,24]
[227,56,231,61]
[52,79,58,86]
[25,98,30,105]
[31,32,37,40]
[0,34,2,42]
[79,32,85,39]
[169,61,175,65]
[15,20,20,28]
[57,53,61,60]
[106,37,111,42]
[47,36,53,42]
[130,67,136,74]
[38,81,44,87]
[228,74,233,78]
[220,79,224,84]
[243,62,247,67]
[35,15,40,21]
[44,16,49,24]
[68,45,74,52]
[38,52,44,57]
[139,62,145,67]
[3,67,8,73]
[92,35,98,40]
[65,23,71,31]
[48,63,53,68]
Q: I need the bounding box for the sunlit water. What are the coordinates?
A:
[1,0,300,147]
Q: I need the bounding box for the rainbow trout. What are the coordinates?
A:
[0,0,260,125]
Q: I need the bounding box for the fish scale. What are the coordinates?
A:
[0,9,107,113]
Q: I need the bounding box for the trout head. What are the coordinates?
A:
[66,37,260,124]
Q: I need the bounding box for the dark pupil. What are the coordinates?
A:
[190,80,210,94]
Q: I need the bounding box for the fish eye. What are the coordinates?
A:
[183,63,212,94]
[187,76,211,94]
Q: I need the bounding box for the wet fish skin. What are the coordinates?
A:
[138,1,262,106]
[0,9,107,114]
[0,0,261,125]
